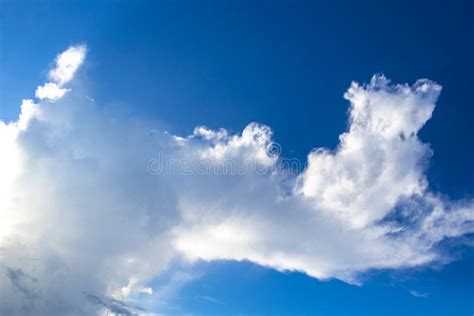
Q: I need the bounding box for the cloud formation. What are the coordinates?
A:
[34,45,86,101]
[48,45,87,85]
[0,45,473,315]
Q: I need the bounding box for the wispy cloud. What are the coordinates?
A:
[85,293,148,315]
[410,290,429,298]
[195,295,220,304]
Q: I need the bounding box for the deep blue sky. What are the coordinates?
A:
[1,0,473,315]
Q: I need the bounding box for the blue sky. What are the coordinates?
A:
[0,1,473,315]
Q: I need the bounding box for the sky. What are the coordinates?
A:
[0,0,473,315]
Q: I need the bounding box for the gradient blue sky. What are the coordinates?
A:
[1,0,473,315]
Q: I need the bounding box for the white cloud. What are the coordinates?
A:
[298,76,441,228]
[0,46,473,315]
[48,45,87,85]
[35,82,70,101]
[139,287,153,295]
[410,290,429,298]
[32,44,86,103]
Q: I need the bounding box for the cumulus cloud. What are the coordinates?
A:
[34,45,86,101]
[35,83,70,101]
[0,45,473,315]
[48,45,87,85]
[299,76,440,228]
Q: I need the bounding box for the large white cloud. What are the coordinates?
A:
[299,76,440,228]
[0,45,473,315]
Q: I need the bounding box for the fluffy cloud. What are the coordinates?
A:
[299,76,440,228]
[34,45,86,101]
[0,45,472,315]
[48,45,87,85]
[35,83,70,101]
